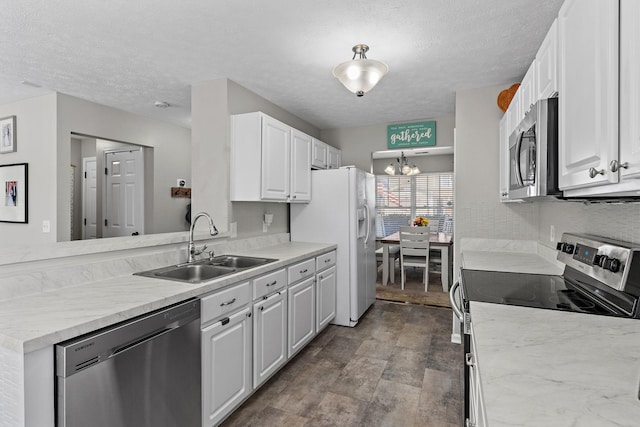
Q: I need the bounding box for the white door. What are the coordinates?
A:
[253,291,287,388]
[364,172,377,309]
[558,0,619,190]
[290,129,312,202]
[316,265,337,332]
[82,157,97,239]
[202,307,252,427]
[261,115,290,200]
[103,147,144,237]
[288,277,315,357]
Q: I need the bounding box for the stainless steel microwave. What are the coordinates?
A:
[508,97,560,200]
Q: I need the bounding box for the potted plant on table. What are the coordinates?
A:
[413,216,429,227]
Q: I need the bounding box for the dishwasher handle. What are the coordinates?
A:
[110,326,177,357]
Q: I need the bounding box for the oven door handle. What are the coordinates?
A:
[449,281,464,322]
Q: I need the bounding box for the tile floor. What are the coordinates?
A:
[221,300,463,427]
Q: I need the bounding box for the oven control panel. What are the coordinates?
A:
[556,233,636,292]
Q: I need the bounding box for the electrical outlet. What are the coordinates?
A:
[550,225,555,242]
[263,222,268,233]
[229,222,237,238]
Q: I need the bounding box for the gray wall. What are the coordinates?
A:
[0,94,57,246]
[191,78,321,238]
[321,115,455,172]
[56,93,191,241]
[0,92,191,249]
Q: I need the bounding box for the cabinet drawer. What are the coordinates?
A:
[201,281,251,325]
[287,259,316,284]
[253,268,286,300]
[316,251,336,271]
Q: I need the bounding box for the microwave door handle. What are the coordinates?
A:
[514,131,525,187]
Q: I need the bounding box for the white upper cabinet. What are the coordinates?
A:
[536,18,559,100]
[261,115,291,200]
[558,0,619,192]
[311,138,328,169]
[498,115,511,202]
[327,146,341,169]
[505,89,521,136]
[290,129,312,202]
[519,62,537,117]
[230,112,311,203]
[619,0,640,181]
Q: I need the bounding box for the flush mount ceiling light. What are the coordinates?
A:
[332,44,389,97]
[384,151,420,176]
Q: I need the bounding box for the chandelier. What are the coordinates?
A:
[384,151,420,176]
[332,44,389,97]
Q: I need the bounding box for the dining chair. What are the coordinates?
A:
[376,245,400,284]
[399,225,430,292]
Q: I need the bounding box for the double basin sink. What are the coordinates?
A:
[135,255,277,284]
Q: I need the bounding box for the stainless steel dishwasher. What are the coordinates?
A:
[55,299,201,427]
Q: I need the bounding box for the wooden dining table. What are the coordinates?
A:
[380,231,453,291]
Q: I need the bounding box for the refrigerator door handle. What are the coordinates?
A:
[363,203,371,248]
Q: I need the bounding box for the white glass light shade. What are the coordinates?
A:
[410,165,421,175]
[384,163,396,175]
[333,58,389,96]
[401,162,412,175]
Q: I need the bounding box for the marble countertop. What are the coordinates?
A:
[471,302,640,426]
[460,239,564,275]
[0,241,335,354]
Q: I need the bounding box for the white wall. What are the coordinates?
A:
[191,78,321,238]
[321,115,455,172]
[0,94,57,246]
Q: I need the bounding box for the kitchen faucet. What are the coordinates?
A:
[188,212,219,263]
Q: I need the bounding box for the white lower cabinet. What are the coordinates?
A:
[199,250,337,424]
[201,306,252,427]
[253,290,287,388]
[288,276,316,357]
[315,250,336,332]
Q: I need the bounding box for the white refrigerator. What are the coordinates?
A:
[290,167,376,327]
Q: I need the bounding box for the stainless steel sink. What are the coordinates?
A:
[135,263,237,283]
[134,255,277,284]
[206,255,277,269]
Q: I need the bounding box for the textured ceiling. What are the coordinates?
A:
[0,0,564,130]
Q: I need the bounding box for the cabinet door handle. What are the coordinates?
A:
[266,280,278,287]
[319,275,323,280]
[588,167,605,178]
[609,160,629,173]
[220,298,237,307]
[300,268,308,274]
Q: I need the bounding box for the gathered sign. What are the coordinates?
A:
[387,120,436,149]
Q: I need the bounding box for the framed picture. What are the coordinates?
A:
[0,116,17,154]
[0,163,28,223]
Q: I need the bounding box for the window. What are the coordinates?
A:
[375,172,453,238]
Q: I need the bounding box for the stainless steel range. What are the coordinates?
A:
[450,233,640,426]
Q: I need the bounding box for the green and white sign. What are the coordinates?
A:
[387,120,436,149]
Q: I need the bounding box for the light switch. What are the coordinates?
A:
[42,220,50,233]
